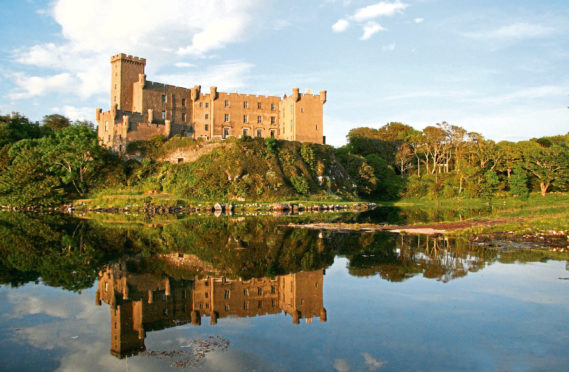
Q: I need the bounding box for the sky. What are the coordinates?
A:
[0,0,568,146]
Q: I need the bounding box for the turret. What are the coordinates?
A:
[320,90,327,104]
[210,311,218,325]
[191,310,201,326]
[292,88,300,102]
[191,85,201,101]
[320,308,327,322]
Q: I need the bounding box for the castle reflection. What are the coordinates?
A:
[95,253,326,359]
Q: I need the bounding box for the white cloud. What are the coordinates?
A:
[382,42,396,51]
[8,72,76,100]
[333,358,350,372]
[174,62,195,68]
[7,0,264,101]
[352,0,408,22]
[362,353,385,370]
[464,22,554,40]
[414,18,424,24]
[156,62,254,92]
[361,22,385,40]
[51,105,95,121]
[332,19,350,32]
[332,1,407,40]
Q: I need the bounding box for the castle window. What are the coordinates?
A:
[224,290,230,299]
[223,127,229,138]
[257,116,262,124]
[301,107,304,113]
[271,285,275,294]
[205,292,209,298]
[243,302,248,310]
[205,124,209,131]
[258,300,262,308]
[257,287,262,295]
[270,130,275,138]
[182,113,186,122]
[270,116,276,124]
[105,121,108,131]
[224,114,230,122]
[224,100,229,107]
[119,144,122,151]
[243,128,249,137]
[199,102,203,108]
[182,98,186,107]
[243,289,249,296]
[162,95,166,103]
[271,103,276,111]
[257,102,262,109]
[243,101,248,109]
[315,124,318,130]
[243,115,248,123]
[205,102,209,108]
[225,304,230,311]
[161,111,165,120]
[257,129,262,137]
[205,113,209,119]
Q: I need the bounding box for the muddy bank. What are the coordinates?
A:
[285,218,526,234]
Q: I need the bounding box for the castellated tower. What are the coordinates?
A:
[110,54,146,111]
[95,54,326,154]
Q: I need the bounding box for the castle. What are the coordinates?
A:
[95,254,326,358]
[96,54,327,153]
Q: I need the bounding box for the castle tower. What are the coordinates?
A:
[110,53,146,111]
[279,88,326,144]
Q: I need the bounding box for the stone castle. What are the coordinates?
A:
[95,254,326,358]
[96,54,327,153]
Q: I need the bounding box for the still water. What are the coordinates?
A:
[0,212,567,371]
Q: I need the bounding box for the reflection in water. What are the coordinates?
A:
[95,255,326,359]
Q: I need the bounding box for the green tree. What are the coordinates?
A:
[520,141,569,196]
[42,114,70,131]
[41,125,107,196]
[0,113,46,147]
[481,170,499,199]
[509,167,529,199]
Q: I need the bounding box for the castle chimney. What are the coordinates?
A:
[320,90,327,104]
[292,88,300,102]
[210,86,218,100]
[320,308,327,322]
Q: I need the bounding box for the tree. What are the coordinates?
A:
[509,167,529,199]
[41,125,106,196]
[42,114,70,131]
[73,119,96,131]
[481,170,499,199]
[0,112,46,147]
[0,140,64,207]
[520,141,569,196]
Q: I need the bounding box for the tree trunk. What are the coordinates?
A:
[540,182,549,196]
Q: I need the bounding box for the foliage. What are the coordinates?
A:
[42,114,70,131]
[509,167,529,199]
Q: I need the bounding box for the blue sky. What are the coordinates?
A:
[0,0,567,146]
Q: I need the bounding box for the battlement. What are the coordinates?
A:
[111,53,146,66]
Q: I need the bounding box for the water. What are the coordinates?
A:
[0,212,567,371]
